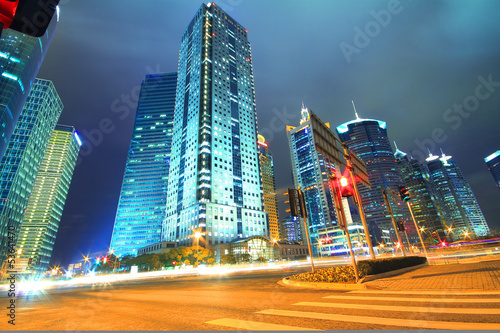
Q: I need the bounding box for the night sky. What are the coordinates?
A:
[36,0,500,268]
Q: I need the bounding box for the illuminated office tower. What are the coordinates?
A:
[426,150,490,238]
[286,106,337,245]
[16,125,81,274]
[110,73,177,256]
[395,144,447,237]
[0,79,63,262]
[0,22,57,160]
[485,151,500,191]
[337,113,410,244]
[257,134,279,240]
[164,3,267,247]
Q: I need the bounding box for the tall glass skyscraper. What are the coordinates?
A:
[337,114,410,244]
[110,73,177,256]
[0,79,63,262]
[257,134,279,240]
[395,144,447,236]
[0,22,57,160]
[287,106,337,245]
[164,3,267,248]
[426,150,490,238]
[485,151,500,191]
[16,125,81,274]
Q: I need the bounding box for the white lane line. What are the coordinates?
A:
[256,309,500,330]
[349,290,500,296]
[324,295,500,303]
[205,318,321,331]
[294,301,500,315]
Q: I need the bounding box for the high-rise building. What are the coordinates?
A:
[110,73,177,256]
[485,151,500,191]
[426,150,490,238]
[257,134,279,240]
[16,125,81,274]
[337,113,410,244]
[164,3,267,248]
[286,106,337,246]
[0,22,57,160]
[0,79,63,262]
[394,144,447,236]
[280,216,302,243]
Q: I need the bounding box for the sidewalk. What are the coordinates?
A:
[365,259,500,291]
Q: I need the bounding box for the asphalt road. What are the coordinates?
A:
[3,266,500,331]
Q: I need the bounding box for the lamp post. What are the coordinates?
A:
[271,238,277,261]
[83,256,90,275]
[194,231,202,267]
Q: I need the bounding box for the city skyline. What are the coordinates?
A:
[30,0,500,267]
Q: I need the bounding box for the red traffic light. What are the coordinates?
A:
[172,261,176,266]
[339,176,354,197]
[1,0,60,37]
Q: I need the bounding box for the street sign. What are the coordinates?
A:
[309,111,371,188]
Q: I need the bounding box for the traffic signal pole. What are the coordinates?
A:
[382,189,406,257]
[343,145,376,260]
[297,187,315,273]
[331,175,359,282]
[407,202,428,257]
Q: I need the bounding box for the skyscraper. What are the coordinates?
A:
[16,125,81,274]
[0,79,63,262]
[395,144,447,235]
[110,73,177,256]
[426,150,490,238]
[0,22,57,160]
[164,3,267,248]
[286,106,337,245]
[257,134,279,240]
[485,151,500,191]
[337,113,409,244]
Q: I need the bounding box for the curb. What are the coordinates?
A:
[359,262,429,283]
[282,277,368,290]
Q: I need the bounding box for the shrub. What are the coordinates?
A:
[289,265,361,283]
[357,256,427,276]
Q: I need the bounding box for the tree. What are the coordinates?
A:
[256,257,267,263]
[236,253,251,263]
[220,254,236,265]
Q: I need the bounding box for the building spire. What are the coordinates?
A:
[352,100,360,120]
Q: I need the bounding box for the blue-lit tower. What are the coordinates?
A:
[0,22,57,160]
[337,113,410,244]
[426,150,490,238]
[110,73,177,256]
[485,151,500,191]
[164,3,267,248]
[286,105,337,245]
[0,79,63,263]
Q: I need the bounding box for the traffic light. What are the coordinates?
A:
[396,220,405,232]
[285,188,307,218]
[339,176,354,197]
[399,186,410,202]
[431,231,441,243]
[0,0,60,37]
[172,261,176,266]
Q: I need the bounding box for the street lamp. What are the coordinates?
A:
[83,256,90,275]
[194,231,202,267]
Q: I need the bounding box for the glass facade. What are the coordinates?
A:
[16,125,81,274]
[426,151,490,238]
[257,135,279,240]
[110,73,177,256]
[280,216,302,243]
[164,3,267,248]
[0,22,57,161]
[0,79,63,262]
[337,116,410,245]
[287,106,337,247]
[485,151,500,191]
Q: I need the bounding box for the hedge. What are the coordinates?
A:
[357,255,427,276]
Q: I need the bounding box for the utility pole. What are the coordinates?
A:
[382,188,406,257]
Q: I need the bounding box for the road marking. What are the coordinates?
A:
[256,309,500,330]
[294,301,500,315]
[324,295,500,303]
[205,318,321,331]
[349,290,500,296]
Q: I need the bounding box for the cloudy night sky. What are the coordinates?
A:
[36,0,500,267]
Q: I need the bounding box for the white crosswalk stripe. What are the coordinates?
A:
[206,290,500,330]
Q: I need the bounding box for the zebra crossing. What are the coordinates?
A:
[206,290,500,330]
